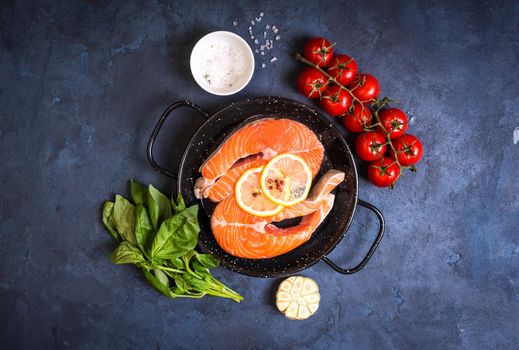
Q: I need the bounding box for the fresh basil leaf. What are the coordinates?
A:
[173,275,189,293]
[191,261,213,282]
[167,258,184,269]
[154,269,170,288]
[130,179,147,205]
[148,185,172,230]
[142,268,174,298]
[195,253,219,269]
[150,205,199,261]
[113,195,137,246]
[155,220,198,260]
[111,241,146,266]
[102,201,120,241]
[171,287,185,296]
[171,193,186,214]
[183,273,209,292]
[134,204,154,256]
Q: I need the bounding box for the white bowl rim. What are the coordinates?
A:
[190,31,255,96]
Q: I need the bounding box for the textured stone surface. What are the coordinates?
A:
[1,0,518,349]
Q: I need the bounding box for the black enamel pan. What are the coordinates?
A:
[147,96,384,278]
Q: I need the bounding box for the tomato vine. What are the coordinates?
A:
[295,52,419,188]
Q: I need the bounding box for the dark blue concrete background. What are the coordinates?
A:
[1,0,518,348]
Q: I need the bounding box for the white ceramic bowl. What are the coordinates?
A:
[190,31,255,96]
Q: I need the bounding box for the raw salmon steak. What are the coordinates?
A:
[195,118,324,199]
[210,170,344,259]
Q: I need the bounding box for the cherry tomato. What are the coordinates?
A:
[297,67,329,99]
[355,132,387,161]
[389,134,423,166]
[378,108,409,139]
[368,158,400,187]
[348,74,380,103]
[327,54,358,86]
[342,102,372,133]
[320,85,353,117]
[303,37,334,67]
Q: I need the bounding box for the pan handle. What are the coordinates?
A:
[321,199,385,274]
[147,100,210,180]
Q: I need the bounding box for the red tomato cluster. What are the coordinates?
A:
[297,37,424,188]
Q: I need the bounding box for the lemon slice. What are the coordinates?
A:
[235,166,284,217]
[260,153,312,206]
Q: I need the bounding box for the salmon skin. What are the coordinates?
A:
[210,170,344,259]
[270,170,345,222]
[195,118,324,199]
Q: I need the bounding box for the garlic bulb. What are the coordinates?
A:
[276,276,320,320]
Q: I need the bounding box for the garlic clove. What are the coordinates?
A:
[297,305,311,320]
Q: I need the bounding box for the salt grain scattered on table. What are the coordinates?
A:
[233,21,238,26]
[244,13,282,69]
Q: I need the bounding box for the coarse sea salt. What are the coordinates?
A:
[240,13,282,68]
[198,41,246,89]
